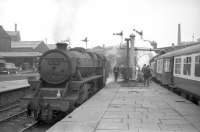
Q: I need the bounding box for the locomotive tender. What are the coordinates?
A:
[150,43,200,103]
[21,43,109,121]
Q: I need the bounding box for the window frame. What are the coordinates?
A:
[174,53,200,81]
[164,59,170,72]
[183,56,192,76]
[156,59,163,74]
[194,54,200,77]
[174,57,182,75]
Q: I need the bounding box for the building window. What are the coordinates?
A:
[175,58,181,74]
[183,57,191,75]
[195,55,200,77]
[164,59,170,72]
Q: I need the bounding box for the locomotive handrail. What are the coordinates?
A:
[72,75,103,83]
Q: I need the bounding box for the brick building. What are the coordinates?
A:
[6,24,21,41]
[0,26,11,51]
[0,25,49,71]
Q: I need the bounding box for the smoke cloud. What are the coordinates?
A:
[52,0,87,42]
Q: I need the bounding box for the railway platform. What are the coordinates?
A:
[0,79,29,93]
[0,79,30,106]
[47,81,200,132]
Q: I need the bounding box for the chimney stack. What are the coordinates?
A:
[56,43,68,50]
[177,24,181,45]
[15,23,17,32]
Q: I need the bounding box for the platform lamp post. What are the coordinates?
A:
[81,37,89,49]
[113,31,123,48]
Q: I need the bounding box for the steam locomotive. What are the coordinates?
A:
[21,43,109,121]
[150,43,200,104]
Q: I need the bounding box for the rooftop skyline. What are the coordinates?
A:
[0,0,199,48]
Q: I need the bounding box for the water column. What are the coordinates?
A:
[130,34,136,80]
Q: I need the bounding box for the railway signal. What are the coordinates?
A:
[113,31,123,48]
[81,37,89,49]
[133,29,143,39]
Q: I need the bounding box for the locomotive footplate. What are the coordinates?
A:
[21,96,74,112]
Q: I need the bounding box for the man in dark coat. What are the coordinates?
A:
[142,65,151,86]
[113,66,119,82]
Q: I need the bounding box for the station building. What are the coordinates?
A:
[0,25,49,71]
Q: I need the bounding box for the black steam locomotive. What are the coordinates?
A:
[21,43,109,121]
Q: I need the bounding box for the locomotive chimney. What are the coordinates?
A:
[56,43,68,50]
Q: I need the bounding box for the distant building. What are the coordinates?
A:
[47,44,57,49]
[0,25,49,71]
[0,26,11,51]
[197,38,200,42]
[11,41,49,53]
[0,51,41,70]
[6,24,21,41]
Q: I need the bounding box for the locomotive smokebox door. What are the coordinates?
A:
[39,50,73,85]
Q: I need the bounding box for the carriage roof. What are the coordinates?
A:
[158,43,200,59]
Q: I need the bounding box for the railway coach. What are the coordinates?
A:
[151,43,200,103]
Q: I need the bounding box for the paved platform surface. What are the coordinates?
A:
[0,79,29,93]
[47,82,200,132]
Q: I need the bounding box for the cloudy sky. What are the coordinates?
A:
[0,0,199,48]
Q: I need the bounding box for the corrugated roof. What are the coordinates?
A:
[158,43,200,59]
[11,41,43,48]
[0,52,41,57]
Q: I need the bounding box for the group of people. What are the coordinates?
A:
[112,64,152,86]
[141,64,152,86]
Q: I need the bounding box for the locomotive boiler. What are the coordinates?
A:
[21,43,109,121]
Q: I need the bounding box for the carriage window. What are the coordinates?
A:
[157,59,163,73]
[175,58,181,74]
[195,55,200,77]
[164,59,170,72]
[183,57,191,75]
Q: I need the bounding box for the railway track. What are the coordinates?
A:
[0,102,25,122]
[0,110,38,132]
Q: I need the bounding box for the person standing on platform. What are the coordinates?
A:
[113,66,119,82]
[141,64,146,83]
[143,65,151,86]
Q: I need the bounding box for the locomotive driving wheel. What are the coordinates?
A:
[40,104,53,122]
[33,108,41,120]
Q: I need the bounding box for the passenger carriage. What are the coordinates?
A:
[152,43,200,100]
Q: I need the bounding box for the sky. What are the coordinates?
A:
[0,0,200,48]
